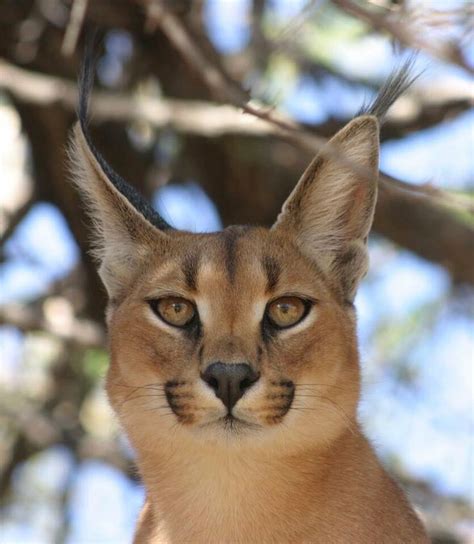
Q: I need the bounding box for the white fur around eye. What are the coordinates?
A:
[194,297,267,328]
[194,297,212,328]
[252,299,268,324]
[144,304,185,336]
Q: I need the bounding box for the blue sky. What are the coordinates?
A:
[1,1,473,541]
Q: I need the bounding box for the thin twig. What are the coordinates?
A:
[0,195,36,250]
[0,303,105,348]
[332,0,474,76]
[140,3,474,213]
[62,0,89,56]
[0,58,471,214]
[144,0,249,105]
[142,1,383,184]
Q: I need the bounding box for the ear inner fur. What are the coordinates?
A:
[69,124,171,298]
[273,115,379,301]
[69,42,175,298]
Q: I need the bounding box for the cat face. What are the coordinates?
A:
[70,56,380,451]
[103,225,360,451]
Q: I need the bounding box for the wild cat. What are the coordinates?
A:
[69,51,429,543]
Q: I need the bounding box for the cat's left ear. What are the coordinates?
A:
[69,122,174,299]
[273,116,379,302]
[68,36,175,300]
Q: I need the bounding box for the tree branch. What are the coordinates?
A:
[0,195,37,254]
[141,2,474,285]
[332,0,473,76]
[142,2,473,196]
[0,303,105,348]
[0,58,471,142]
[61,0,89,56]
[1,58,472,285]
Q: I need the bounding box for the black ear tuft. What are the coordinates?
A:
[359,56,420,121]
[78,30,100,133]
[77,32,173,232]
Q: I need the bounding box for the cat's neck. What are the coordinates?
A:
[135,428,363,543]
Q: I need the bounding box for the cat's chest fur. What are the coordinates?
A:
[133,433,428,544]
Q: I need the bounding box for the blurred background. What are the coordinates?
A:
[0,0,473,542]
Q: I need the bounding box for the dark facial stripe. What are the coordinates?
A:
[182,252,200,291]
[263,255,281,292]
[222,226,249,283]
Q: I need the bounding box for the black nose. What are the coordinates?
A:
[201,363,259,411]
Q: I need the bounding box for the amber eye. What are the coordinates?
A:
[150,297,196,327]
[266,296,309,329]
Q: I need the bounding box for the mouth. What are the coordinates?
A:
[202,413,261,432]
[222,413,246,427]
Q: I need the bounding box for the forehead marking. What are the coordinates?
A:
[262,255,281,292]
[181,251,200,291]
[222,226,249,283]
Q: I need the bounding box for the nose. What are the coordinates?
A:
[201,363,260,411]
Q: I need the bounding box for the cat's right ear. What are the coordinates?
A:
[273,60,417,302]
[272,116,379,302]
[69,44,173,300]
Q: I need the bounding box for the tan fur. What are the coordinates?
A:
[69,125,170,299]
[70,115,429,543]
[274,116,380,302]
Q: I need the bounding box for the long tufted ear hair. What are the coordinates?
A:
[69,36,173,300]
[273,59,417,303]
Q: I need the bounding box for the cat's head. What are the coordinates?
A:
[70,55,413,454]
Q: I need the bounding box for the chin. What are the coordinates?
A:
[167,413,270,452]
[190,413,299,454]
[219,414,266,435]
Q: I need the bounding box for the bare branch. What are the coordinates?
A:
[1,59,472,284]
[0,58,270,136]
[143,0,249,105]
[0,302,105,348]
[0,58,471,143]
[139,4,474,213]
[62,0,89,57]
[0,195,36,252]
[375,177,474,285]
[140,3,412,190]
[332,0,474,76]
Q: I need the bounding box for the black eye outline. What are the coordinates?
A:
[264,296,314,331]
[147,296,198,329]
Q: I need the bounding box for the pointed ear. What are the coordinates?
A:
[69,122,172,299]
[273,115,380,302]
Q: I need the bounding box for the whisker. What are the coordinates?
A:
[288,407,321,411]
[294,393,356,399]
[110,381,165,390]
[295,384,359,392]
[117,393,168,410]
[119,392,167,402]
[321,400,356,435]
[142,406,176,413]
[118,407,176,420]
[292,396,357,435]
[114,382,166,408]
